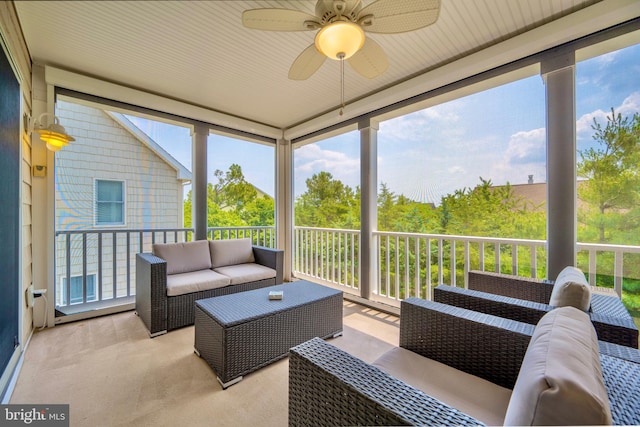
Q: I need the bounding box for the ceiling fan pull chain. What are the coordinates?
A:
[339,54,345,116]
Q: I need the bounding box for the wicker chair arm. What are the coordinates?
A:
[467,270,553,303]
[252,246,283,284]
[289,337,484,427]
[135,253,168,336]
[434,284,548,325]
[400,298,534,389]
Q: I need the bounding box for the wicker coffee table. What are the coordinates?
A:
[194,280,343,388]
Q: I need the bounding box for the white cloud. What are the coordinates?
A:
[577,109,608,135]
[379,102,462,143]
[504,128,546,165]
[577,92,640,137]
[618,91,640,115]
[447,165,465,174]
[294,144,360,195]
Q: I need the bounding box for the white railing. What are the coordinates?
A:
[56,225,640,316]
[292,228,640,312]
[208,226,276,248]
[293,227,360,295]
[55,226,276,312]
[577,242,640,297]
[373,231,547,306]
[55,228,193,308]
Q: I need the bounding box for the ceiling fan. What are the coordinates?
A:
[242,0,441,80]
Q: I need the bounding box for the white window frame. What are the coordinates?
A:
[94,179,126,227]
[59,273,98,306]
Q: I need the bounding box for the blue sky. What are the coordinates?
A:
[128,42,640,203]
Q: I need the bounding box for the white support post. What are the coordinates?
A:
[542,51,577,279]
[359,119,378,300]
[192,124,208,241]
[276,137,293,281]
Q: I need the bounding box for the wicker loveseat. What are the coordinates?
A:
[434,269,638,348]
[136,238,283,337]
[289,299,640,426]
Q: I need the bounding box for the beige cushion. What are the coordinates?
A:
[549,266,591,311]
[152,240,211,275]
[166,269,230,297]
[372,347,512,426]
[503,306,612,426]
[209,238,255,268]
[214,263,275,285]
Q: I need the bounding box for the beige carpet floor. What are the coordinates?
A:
[10,301,399,427]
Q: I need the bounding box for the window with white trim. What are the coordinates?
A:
[61,274,97,305]
[95,179,125,225]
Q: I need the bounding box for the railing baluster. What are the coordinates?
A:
[404,236,409,299]
[350,233,355,288]
[511,244,518,275]
[589,249,597,286]
[126,232,131,297]
[394,235,400,299]
[437,239,443,285]
[450,240,456,287]
[82,233,88,303]
[614,250,623,297]
[530,244,537,279]
[464,241,469,289]
[337,232,342,286]
[426,238,432,300]
[66,234,71,306]
[414,238,420,298]
[98,233,103,302]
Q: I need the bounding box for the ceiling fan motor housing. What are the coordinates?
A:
[316,0,362,24]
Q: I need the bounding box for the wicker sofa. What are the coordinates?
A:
[289,299,640,426]
[434,269,638,348]
[136,238,283,337]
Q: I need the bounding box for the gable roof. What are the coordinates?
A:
[105,111,192,181]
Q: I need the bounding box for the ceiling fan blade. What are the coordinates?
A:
[242,9,320,31]
[289,44,326,80]
[357,0,440,34]
[347,38,388,79]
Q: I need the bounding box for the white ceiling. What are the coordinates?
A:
[12,0,639,135]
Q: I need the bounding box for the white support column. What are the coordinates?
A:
[359,119,378,300]
[542,52,577,279]
[192,124,208,241]
[276,137,293,281]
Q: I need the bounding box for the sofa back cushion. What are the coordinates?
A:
[503,306,612,426]
[209,238,255,268]
[152,240,211,275]
[549,266,591,311]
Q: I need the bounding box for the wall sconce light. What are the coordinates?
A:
[30,112,75,152]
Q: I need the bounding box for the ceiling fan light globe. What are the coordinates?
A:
[315,21,365,60]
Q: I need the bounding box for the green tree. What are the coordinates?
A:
[183,164,274,229]
[439,177,539,238]
[211,164,258,211]
[295,172,358,228]
[378,183,396,231]
[578,109,640,243]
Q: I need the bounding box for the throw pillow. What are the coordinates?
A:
[503,306,612,426]
[152,240,211,275]
[209,238,255,268]
[548,265,591,311]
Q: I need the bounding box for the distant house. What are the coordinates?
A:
[491,176,587,212]
[53,100,191,309]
